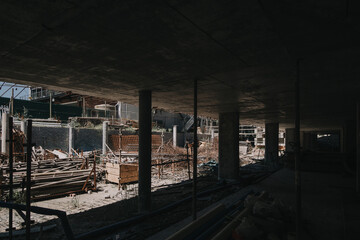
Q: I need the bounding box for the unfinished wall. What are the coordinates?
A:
[73,128,103,151]
[30,126,118,152]
[32,126,69,150]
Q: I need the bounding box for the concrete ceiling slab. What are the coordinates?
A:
[0,0,359,128]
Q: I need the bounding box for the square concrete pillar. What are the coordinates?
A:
[138,90,152,212]
[265,122,279,165]
[285,128,295,153]
[218,112,239,181]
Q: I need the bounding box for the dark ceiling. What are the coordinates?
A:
[1,0,360,127]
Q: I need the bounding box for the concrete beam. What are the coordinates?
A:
[138,90,152,212]
[218,112,239,181]
[1,112,9,154]
[265,122,279,166]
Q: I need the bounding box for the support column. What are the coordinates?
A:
[102,121,109,155]
[265,122,279,166]
[285,128,295,153]
[218,112,239,181]
[138,90,152,212]
[68,126,74,154]
[1,112,9,154]
[173,125,177,147]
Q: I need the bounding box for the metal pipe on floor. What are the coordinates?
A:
[26,119,32,240]
[8,117,13,240]
[0,201,74,240]
[295,59,302,240]
[192,78,198,220]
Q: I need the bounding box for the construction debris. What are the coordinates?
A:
[230,192,295,240]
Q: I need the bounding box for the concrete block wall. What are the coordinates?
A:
[30,126,116,152]
[32,126,69,150]
[73,128,102,151]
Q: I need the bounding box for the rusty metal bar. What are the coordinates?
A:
[94,154,97,191]
[26,119,32,240]
[192,78,198,220]
[0,201,74,240]
[186,143,191,180]
[8,116,13,239]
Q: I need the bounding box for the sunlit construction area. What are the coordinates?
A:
[0,1,360,240]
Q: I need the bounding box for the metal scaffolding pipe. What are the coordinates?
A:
[295,59,302,240]
[357,103,360,193]
[49,92,52,119]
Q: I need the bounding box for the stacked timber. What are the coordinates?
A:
[0,156,98,201]
[30,168,95,200]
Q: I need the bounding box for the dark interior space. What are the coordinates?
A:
[0,1,360,239]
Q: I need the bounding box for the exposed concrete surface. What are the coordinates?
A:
[0,1,359,127]
[147,185,255,240]
[254,168,359,240]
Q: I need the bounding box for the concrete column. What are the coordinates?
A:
[285,128,295,153]
[218,112,239,181]
[102,121,109,155]
[173,125,177,147]
[1,112,9,154]
[68,126,74,154]
[303,132,317,151]
[138,90,152,212]
[265,122,279,165]
[20,120,27,137]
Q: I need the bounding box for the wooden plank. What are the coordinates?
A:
[120,176,138,184]
[120,172,139,178]
[106,167,120,175]
[106,162,120,169]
